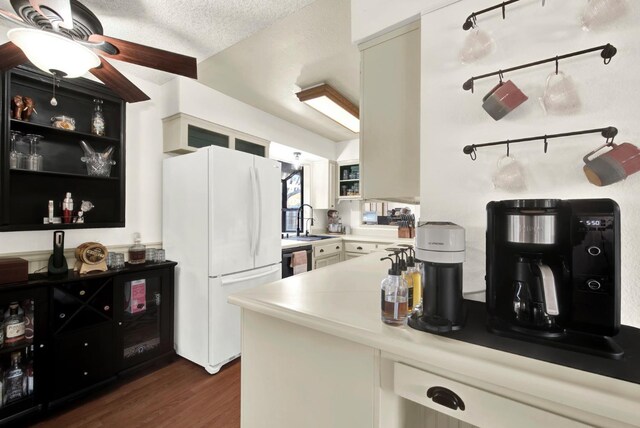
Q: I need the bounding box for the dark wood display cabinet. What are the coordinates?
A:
[1,65,126,231]
[0,262,176,425]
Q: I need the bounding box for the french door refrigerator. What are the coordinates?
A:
[163,146,282,374]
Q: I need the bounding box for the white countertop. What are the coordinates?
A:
[229,253,640,426]
[281,234,414,249]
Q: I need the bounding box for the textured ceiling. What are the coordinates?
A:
[0,0,360,143]
[198,0,360,142]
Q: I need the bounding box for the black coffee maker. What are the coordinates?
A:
[486,199,622,358]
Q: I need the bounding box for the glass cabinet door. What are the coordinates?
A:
[0,287,47,422]
[115,267,173,370]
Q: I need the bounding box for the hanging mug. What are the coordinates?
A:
[540,71,581,115]
[492,155,527,192]
[583,142,640,186]
[482,80,528,121]
[459,27,495,64]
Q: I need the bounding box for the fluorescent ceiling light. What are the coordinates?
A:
[8,28,100,78]
[296,84,360,133]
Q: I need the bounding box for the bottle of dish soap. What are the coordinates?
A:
[380,251,408,326]
[128,232,146,265]
[397,248,414,313]
[404,246,422,315]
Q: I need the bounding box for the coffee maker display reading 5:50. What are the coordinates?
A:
[486,199,622,359]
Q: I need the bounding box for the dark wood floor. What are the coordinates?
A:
[32,357,240,428]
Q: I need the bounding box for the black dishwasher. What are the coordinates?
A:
[282,245,312,278]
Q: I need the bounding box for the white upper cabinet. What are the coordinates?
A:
[359,22,420,203]
[310,159,337,210]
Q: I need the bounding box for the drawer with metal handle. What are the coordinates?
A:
[314,242,343,258]
[393,362,587,427]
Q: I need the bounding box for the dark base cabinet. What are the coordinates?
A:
[0,262,176,425]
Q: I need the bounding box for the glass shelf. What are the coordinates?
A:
[9,168,119,181]
[10,119,120,143]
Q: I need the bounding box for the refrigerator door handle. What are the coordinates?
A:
[255,166,263,256]
[220,265,281,285]
[249,166,258,257]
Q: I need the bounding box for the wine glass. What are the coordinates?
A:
[25,134,44,171]
[9,130,25,169]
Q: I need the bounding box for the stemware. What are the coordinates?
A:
[25,134,43,171]
[9,130,25,169]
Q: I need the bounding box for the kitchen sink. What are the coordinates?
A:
[286,235,334,242]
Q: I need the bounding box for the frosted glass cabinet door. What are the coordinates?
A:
[114,267,174,371]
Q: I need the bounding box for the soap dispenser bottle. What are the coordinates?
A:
[400,245,422,315]
[398,249,413,313]
[380,252,408,326]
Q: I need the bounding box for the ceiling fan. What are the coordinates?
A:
[0,0,198,103]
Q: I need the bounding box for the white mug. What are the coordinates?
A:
[492,155,527,192]
[581,0,628,31]
[459,28,495,64]
[540,71,581,115]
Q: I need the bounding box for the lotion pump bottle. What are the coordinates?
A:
[380,252,408,326]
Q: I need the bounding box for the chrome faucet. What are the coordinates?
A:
[297,204,314,236]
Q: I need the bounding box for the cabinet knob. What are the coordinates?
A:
[79,290,86,296]
[39,344,45,349]
[104,305,110,311]
[357,246,363,250]
[83,371,88,376]
[426,386,465,411]
[84,342,89,347]
[336,246,340,250]
[319,249,324,253]
[118,322,122,326]
[59,313,66,319]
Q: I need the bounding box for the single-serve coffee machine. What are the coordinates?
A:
[409,222,466,334]
[486,199,622,358]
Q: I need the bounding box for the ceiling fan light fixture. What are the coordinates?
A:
[8,28,100,78]
[296,83,360,133]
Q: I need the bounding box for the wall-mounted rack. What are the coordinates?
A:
[462,126,618,160]
[462,44,617,92]
[463,0,524,30]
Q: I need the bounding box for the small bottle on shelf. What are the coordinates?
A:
[4,302,25,345]
[128,233,146,265]
[4,352,24,404]
[91,98,105,136]
[62,192,73,224]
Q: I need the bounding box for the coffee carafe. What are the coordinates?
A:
[486,199,622,358]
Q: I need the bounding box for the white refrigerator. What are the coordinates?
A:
[162,146,282,374]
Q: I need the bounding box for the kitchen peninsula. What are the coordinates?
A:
[229,254,640,428]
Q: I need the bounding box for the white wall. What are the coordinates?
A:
[336,138,359,161]
[160,77,336,160]
[0,75,166,255]
[351,0,460,43]
[420,0,640,326]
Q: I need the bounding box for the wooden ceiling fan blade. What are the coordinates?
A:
[88,34,197,79]
[90,58,150,103]
[29,0,74,29]
[0,42,29,71]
